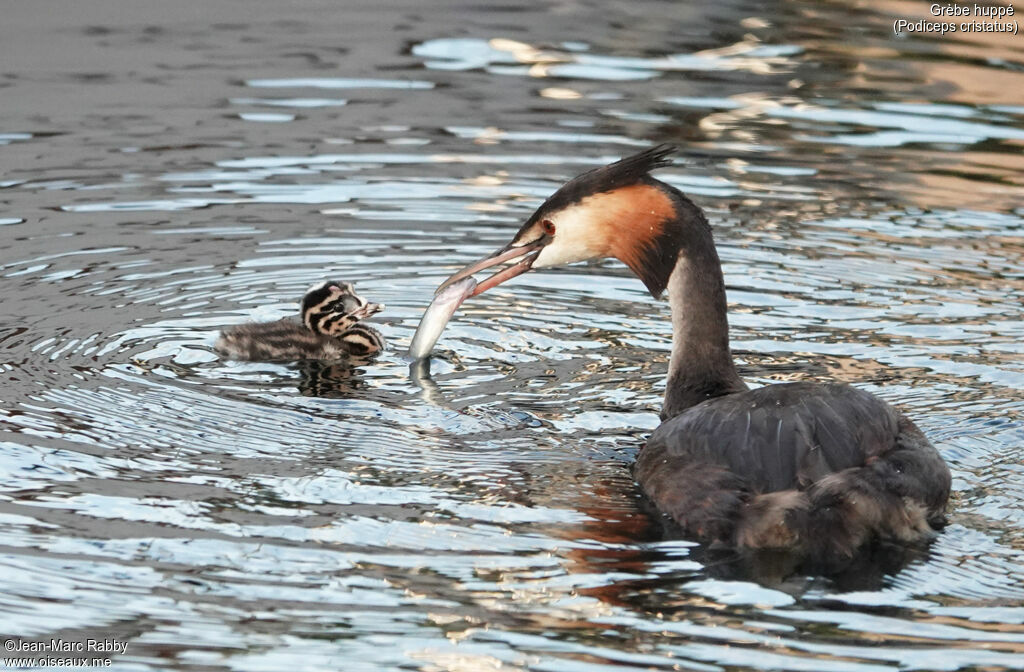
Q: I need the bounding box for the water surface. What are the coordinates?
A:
[1,0,1023,669]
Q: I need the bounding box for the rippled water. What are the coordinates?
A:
[2,0,1024,669]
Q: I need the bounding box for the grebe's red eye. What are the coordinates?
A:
[541,219,556,236]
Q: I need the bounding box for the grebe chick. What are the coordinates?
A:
[216,280,386,361]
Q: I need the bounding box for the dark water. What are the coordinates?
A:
[2,0,1024,669]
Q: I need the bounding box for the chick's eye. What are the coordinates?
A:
[541,219,556,236]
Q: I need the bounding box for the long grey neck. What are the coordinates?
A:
[661,238,747,420]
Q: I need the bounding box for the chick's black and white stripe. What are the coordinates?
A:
[339,324,386,356]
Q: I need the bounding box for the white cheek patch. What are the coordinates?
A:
[533,202,608,268]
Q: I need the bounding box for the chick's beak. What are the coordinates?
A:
[350,302,385,320]
[436,236,549,297]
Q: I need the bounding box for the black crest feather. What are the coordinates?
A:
[522,144,677,227]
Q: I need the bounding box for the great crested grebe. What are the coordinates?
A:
[216,280,386,361]
[430,145,951,563]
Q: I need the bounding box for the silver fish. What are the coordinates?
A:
[408,276,477,359]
